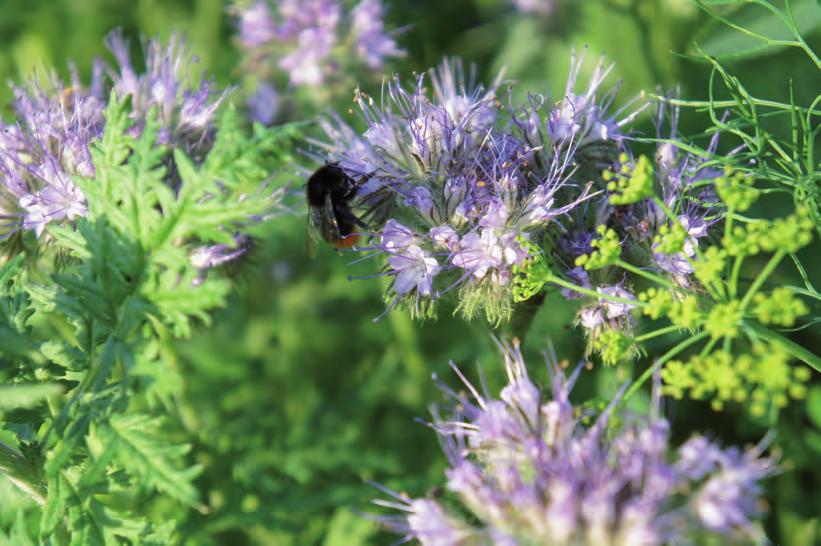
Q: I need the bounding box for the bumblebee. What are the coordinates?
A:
[306,163,367,250]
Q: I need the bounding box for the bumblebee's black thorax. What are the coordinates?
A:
[306,164,356,207]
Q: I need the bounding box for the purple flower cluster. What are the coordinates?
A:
[377,340,776,545]
[106,31,229,156]
[0,68,105,237]
[578,284,637,332]
[537,99,724,354]
[512,0,555,17]
[233,0,403,122]
[0,31,229,245]
[316,52,641,322]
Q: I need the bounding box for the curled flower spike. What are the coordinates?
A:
[548,48,648,150]
[314,57,601,323]
[106,30,230,155]
[350,0,404,70]
[376,339,778,545]
[1,31,275,281]
[233,0,404,122]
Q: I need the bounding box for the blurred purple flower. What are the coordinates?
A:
[351,0,403,70]
[106,30,229,152]
[233,0,403,102]
[246,81,280,125]
[1,31,239,252]
[237,1,277,48]
[190,235,253,286]
[512,0,554,16]
[0,67,104,237]
[278,25,337,86]
[376,340,777,545]
[17,158,88,237]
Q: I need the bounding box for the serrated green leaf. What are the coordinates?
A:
[102,414,202,508]
[0,384,61,411]
[40,472,67,537]
[46,413,92,478]
[11,511,35,546]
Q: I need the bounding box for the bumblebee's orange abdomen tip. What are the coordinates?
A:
[334,235,359,249]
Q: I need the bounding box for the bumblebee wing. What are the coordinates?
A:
[322,192,342,241]
[306,214,319,258]
[306,194,343,256]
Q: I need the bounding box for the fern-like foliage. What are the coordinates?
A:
[0,95,300,543]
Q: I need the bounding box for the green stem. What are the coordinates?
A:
[729,255,744,299]
[635,324,681,343]
[700,335,720,358]
[724,208,734,243]
[546,275,649,309]
[623,330,709,402]
[745,322,821,373]
[649,94,819,114]
[616,259,675,289]
[740,251,785,310]
[652,196,678,224]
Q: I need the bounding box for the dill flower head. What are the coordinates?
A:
[376,340,777,545]
[603,101,722,265]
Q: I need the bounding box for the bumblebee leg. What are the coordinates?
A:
[335,206,368,231]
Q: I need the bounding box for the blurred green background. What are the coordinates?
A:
[1,0,819,544]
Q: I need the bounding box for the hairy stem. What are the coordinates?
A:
[546,275,649,309]
[616,259,675,289]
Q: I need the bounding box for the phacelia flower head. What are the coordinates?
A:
[524,48,649,155]
[1,31,267,280]
[233,0,404,121]
[106,30,229,156]
[512,0,555,16]
[376,339,777,545]
[351,0,404,70]
[315,58,598,323]
[606,99,723,288]
[1,31,230,241]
